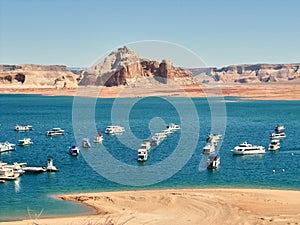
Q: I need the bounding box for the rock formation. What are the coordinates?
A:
[79,46,195,86]
[1,47,299,89]
[190,64,300,83]
[0,64,78,88]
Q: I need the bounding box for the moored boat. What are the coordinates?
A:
[275,125,285,133]
[22,166,46,174]
[270,132,286,140]
[94,132,104,143]
[140,140,151,152]
[0,167,20,180]
[17,138,33,146]
[69,144,80,156]
[203,143,215,154]
[206,134,222,146]
[154,132,167,140]
[268,139,281,151]
[105,126,125,134]
[0,142,16,153]
[150,135,163,147]
[231,141,265,155]
[46,128,65,136]
[166,123,181,131]
[162,129,172,135]
[46,158,59,172]
[14,125,33,131]
[1,162,26,175]
[138,149,148,162]
[207,154,220,169]
[82,138,91,148]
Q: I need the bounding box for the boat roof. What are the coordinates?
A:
[70,143,77,147]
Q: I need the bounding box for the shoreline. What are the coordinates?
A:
[1,83,300,100]
[1,187,300,225]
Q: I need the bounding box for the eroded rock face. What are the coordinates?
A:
[79,46,195,86]
[190,64,300,83]
[0,64,78,88]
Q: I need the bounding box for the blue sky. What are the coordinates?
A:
[0,0,299,68]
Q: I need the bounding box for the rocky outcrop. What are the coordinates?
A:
[0,64,78,88]
[79,46,195,86]
[190,64,300,83]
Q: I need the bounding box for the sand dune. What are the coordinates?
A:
[2,188,300,225]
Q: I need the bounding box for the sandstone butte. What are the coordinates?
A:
[1,46,300,98]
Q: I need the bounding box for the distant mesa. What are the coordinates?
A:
[1,47,300,89]
[0,64,78,88]
[79,46,300,86]
[189,63,300,84]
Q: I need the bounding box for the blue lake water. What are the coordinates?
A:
[0,94,300,221]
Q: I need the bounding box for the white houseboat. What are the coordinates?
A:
[166,123,181,131]
[105,126,125,134]
[14,125,33,131]
[231,141,265,155]
[46,128,65,136]
[270,132,286,140]
[0,142,16,153]
[268,139,281,151]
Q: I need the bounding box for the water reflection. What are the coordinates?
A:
[14,178,21,192]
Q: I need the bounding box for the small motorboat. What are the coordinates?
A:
[270,132,286,140]
[17,138,33,146]
[94,132,104,143]
[105,126,125,134]
[275,125,285,133]
[166,123,181,131]
[162,129,172,135]
[268,139,281,151]
[46,158,59,172]
[206,134,222,146]
[140,140,151,152]
[69,144,80,156]
[203,143,215,154]
[82,138,91,148]
[14,125,33,131]
[207,154,220,169]
[138,149,148,162]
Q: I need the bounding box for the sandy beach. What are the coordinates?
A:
[1,83,300,100]
[1,188,300,225]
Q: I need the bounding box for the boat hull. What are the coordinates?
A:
[231,150,265,155]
